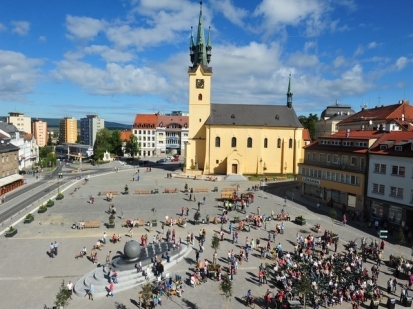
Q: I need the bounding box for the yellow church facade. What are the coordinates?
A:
[184,3,304,176]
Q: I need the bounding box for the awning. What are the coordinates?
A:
[0,174,24,187]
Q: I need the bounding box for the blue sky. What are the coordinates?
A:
[0,0,412,124]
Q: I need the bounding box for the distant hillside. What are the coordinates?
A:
[1,116,130,130]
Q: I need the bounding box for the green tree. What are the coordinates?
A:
[140,282,153,307]
[219,274,233,309]
[211,233,220,256]
[125,134,140,163]
[93,128,112,161]
[39,146,53,159]
[54,279,70,308]
[295,275,312,308]
[110,130,123,156]
[299,113,319,141]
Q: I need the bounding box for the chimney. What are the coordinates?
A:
[346,129,350,137]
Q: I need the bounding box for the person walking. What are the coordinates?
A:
[102,232,107,244]
[54,241,59,256]
[195,249,200,263]
[186,207,189,216]
[181,207,185,216]
[88,284,95,300]
[49,243,54,258]
[107,282,114,297]
[66,281,74,300]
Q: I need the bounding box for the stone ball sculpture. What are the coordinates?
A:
[124,240,141,260]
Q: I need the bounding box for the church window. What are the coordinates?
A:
[198,94,202,100]
[215,137,221,148]
[231,137,237,148]
[247,137,252,148]
[264,138,268,148]
[289,138,293,148]
[277,138,281,148]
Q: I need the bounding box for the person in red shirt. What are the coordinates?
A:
[107,282,114,297]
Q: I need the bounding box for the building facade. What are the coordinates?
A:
[0,137,23,195]
[315,101,355,139]
[59,117,78,144]
[80,114,105,146]
[366,131,413,229]
[184,3,304,175]
[297,130,384,211]
[6,112,31,134]
[32,119,48,147]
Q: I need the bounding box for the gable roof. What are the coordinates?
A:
[120,130,132,141]
[0,121,19,134]
[338,101,413,124]
[369,131,413,156]
[157,115,188,128]
[205,104,302,128]
[132,114,158,128]
[302,129,311,141]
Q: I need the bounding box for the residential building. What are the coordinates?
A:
[366,131,413,228]
[32,119,48,147]
[131,112,188,157]
[297,130,384,211]
[0,135,23,195]
[59,117,78,144]
[6,112,31,134]
[80,114,105,146]
[184,3,304,175]
[315,101,355,139]
[337,100,413,132]
[0,122,39,170]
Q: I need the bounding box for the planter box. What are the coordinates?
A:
[46,201,54,207]
[151,222,158,227]
[233,217,240,223]
[295,217,306,225]
[5,229,17,237]
[56,196,64,200]
[38,208,47,214]
[24,217,34,224]
[192,220,200,225]
[107,223,115,229]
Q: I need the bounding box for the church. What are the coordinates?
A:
[184,3,305,176]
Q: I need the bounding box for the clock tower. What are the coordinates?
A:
[185,1,212,172]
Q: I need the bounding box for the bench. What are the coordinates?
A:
[165,218,177,226]
[177,218,187,227]
[102,191,119,196]
[275,177,287,181]
[221,192,233,199]
[221,187,236,192]
[193,188,209,193]
[122,219,141,227]
[84,221,101,228]
[134,189,150,195]
[164,188,178,193]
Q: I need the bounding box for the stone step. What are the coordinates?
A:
[74,244,191,299]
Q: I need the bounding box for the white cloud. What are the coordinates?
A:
[210,0,248,27]
[66,15,106,40]
[0,50,43,100]
[342,64,363,81]
[83,45,134,62]
[38,36,47,42]
[395,56,409,70]
[304,41,317,52]
[333,56,346,68]
[53,60,170,96]
[11,21,30,36]
[0,23,6,31]
[287,52,319,68]
[354,44,364,56]
[367,41,378,49]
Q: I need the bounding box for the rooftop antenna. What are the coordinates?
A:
[377,95,381,105]
[360,102,368,110]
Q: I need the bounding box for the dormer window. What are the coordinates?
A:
[395,146,402,151]
[231,114,235,119]
[380,145,388,150]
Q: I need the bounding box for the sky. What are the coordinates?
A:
[0,0,412,125]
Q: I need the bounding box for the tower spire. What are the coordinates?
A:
[189,1,211,67]
[287,74,293,108]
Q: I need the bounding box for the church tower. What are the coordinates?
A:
[185,1,212,172]
[287,74,293,109]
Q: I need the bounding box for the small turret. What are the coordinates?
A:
[287,74,293,108]
[189,1,211,68]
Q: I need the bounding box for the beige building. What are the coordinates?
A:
[184,4,304,175]
[6,112,31,134]
[0,134,23,194]
[32,119,48,147]
[59,117,77,144]
[315,101,355,139]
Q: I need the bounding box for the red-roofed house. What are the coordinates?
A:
[337,100,413,132]
[297,130,384,211]
[366,131,413,228]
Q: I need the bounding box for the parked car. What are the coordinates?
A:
[157,159,167,163]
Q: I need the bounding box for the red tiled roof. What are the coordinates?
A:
[120,130,132,141]
[133,114,158,128]
[302,129,311,141]
[326,130,384,139]
[369,131,413,156]
[338,101,413,124]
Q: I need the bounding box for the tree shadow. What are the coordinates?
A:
[114,302,128,309]
[181,297,201,309]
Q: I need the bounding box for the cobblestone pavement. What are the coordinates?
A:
[0,161,411,308]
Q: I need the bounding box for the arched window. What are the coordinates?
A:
[277,138,281,148]
[289,138,293,148]
[198,94,202,100]
[247,137,252,148]
[231,137,237,148]
[264,138,268,148]
[215,136,220,148]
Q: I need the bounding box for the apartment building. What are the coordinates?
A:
[297,130,384,211]
[59,117,78,144]
[6,112,31,134]
[32,119,48,147]
[0,133,24,194]
[80,114,104,146]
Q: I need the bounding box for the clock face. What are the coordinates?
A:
[196,79,204,89]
